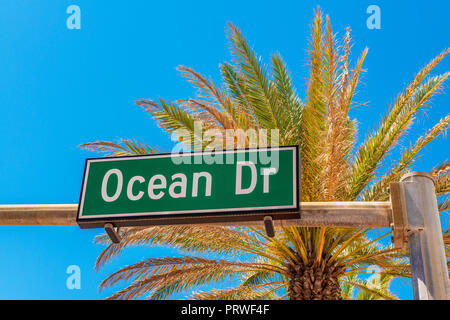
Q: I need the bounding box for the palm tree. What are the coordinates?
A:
[81,8,450,300]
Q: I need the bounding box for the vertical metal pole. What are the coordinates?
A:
[400,172,449,300]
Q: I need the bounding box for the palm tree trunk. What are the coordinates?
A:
[288,264,342,300]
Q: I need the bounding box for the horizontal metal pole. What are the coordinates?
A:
[0,202,392,228]
[0,204,78,225]
[282,201,391,228]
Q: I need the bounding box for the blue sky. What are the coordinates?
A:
[0,0,449,299]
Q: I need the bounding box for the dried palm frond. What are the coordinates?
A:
[79,139,158,156]
[438,197,450,226]
[176,66,238,129]
[191,281,284,300]
[102,256,283,300]
[300,7,326,202]
[431,160,450,196]
[94,225,267,271]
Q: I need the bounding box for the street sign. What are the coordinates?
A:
[77,146,300,228]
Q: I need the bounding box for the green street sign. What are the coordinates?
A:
[77,146,300,228]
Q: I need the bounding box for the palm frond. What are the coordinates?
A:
[176,66,238,129]
[191,281,284,300]
[340,274,357,299]
[320,17,347,201]
[219,62,257,130]
[271,52,302,145]
[342,273,398,300]
[104,256,279,300]
[136,98,204,149]
[300,7,327,201]
[439,196,450,213]
[226,22,281,130]
[362,113,450,201]
[347,67,450,200]
[79,139,159,156]
[431,160,450,196]
[176,98,235,131]
[94,225,270,272]
[100,256,261,290]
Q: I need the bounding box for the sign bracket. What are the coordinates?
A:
[389,182,410,249]
[264,215,275,237]
[104,223,121,244]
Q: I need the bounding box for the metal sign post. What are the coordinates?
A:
[398,172,449,300]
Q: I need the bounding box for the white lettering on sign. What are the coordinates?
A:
[100,165,278,203]
[169,173,187,198]
[236,161,257,195]
[148,174,166,200]
[100,169,214,202]
[127,176,145,201]
[101,169,123,202]
[261,167,277,193]
[192,172,212,197]
[235,162,277,195]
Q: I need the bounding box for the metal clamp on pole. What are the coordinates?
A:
[399,172,449,300]
[104,223,121,244]
[389,182,409,249]
[264,216,275,238]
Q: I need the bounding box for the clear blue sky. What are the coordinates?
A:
[0,0,449,299]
